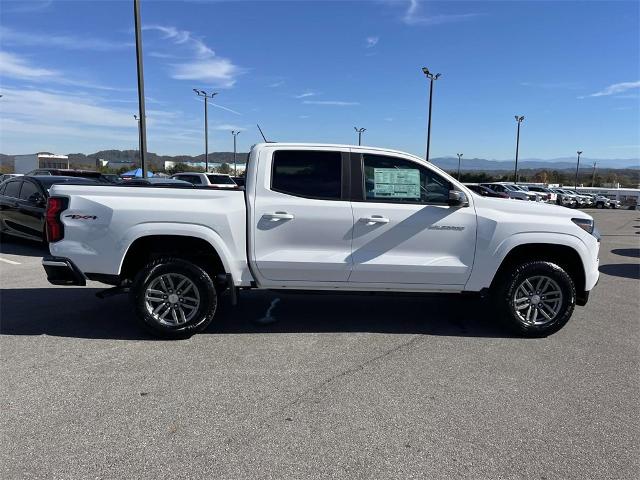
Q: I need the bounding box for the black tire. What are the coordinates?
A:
[596,202,603,209]
[130,257,218,339]
[493,261,576,337]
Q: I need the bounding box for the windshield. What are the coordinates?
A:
[207,175,236,185]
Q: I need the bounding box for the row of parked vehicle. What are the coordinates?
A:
[464,182,621,209]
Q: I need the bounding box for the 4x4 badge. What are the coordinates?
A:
[65,214,97,220]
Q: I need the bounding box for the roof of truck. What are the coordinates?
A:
[252,142,423,159]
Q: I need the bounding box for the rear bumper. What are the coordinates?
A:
[42,256,86,286]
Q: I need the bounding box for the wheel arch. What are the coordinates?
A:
[119,233,229,283]
[490,242,585,295]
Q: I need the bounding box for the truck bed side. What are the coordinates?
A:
[47,185,252,286]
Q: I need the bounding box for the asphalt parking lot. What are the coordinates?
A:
[1,209,638,479]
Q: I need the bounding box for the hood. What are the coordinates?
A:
[472,194,593,221]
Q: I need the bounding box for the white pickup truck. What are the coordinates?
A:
[42,143,600,339]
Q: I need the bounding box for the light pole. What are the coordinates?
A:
[231,130,240,175]
[193,89,218,172]
[354,127,366,146]
[133,0,148,177]
[591,161,597,187]
[133,114,143,166]
[513,115,525,183]
[422,67,441,162]
[574,150,583,191]
[456,153,463,180]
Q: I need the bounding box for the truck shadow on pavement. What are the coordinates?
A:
[611,248,640,258]
[598,263,640,280]
[0,237,48,257]
[0,288,512,340]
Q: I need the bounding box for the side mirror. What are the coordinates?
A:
[448,190,468,207]
[29,192,45,206]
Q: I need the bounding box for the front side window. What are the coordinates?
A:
[363,154,450,204]
[271,150,342,200]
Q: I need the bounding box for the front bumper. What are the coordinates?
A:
[42,256,86,286]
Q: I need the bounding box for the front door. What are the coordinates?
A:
[349,152,477,287]
[251,148,354,284]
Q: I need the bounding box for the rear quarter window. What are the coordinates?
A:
[271,150,342,200]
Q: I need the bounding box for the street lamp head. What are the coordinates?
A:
[434,73,441,80]
[133,114,138,120]
[515,115,525,123]
[193,88,199,93]
[422,67,430,76]
[577,151,583,155]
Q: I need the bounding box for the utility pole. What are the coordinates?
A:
[193,89,218,172]
[513,115,525,183]
[422,67,441,162]
[574,150,583,191]
[133,0,148,177]
[456,153,463,180]
[231,130,240,175]
[133,115,143,167]
[354,127,366,146]
[591,161,597,187]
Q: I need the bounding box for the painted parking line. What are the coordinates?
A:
[0,257,21,265]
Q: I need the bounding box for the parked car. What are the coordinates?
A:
[0,176,99,242]
[101,174,123,184]
[480,183,531,200]
[509,184,542,201]
[26,168,112,184]
[170,173,237,188]
[523,185,556,203]
[123,178,195,187]
[550,188,580,208]
[464,184,509,198]
[586,193,610,209]
[0,174,23,183]
[42,143,599,340]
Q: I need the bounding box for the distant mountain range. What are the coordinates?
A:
[431,156,639,171]
[1,151,638,172]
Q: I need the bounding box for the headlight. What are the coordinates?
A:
[572,218,594,234]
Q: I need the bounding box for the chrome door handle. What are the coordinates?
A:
[263,211,295,220]
[361,215,389,224]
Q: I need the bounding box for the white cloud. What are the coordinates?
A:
[366,36,379,48]
[295,91,318,99]
[303,100,359,106]
[212,124,246,131]
[584,81,640,98]
[0,51,58,80]
[144,25,242,88]
[0,51,130,91]
[171,58,241,87]
[401,0,480,26]
[268,80,285,88]
[0,26,133,51]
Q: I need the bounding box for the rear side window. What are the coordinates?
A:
[19,181,39,200]
[177,175,202,185]
[207,175,235,185]
[271,150,342,200]
[4,181,22,198]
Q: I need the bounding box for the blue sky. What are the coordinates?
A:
[0,0,639,164]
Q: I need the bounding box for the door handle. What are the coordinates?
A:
[263,211,295,220]
[361,215,390,224]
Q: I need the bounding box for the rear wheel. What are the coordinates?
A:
[131,257,218,339]
[494,261,576,337]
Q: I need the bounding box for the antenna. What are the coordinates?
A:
[256,124,268,143]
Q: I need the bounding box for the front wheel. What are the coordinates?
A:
[494,261,576,337]
[130,257,218,339]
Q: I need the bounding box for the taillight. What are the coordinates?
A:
[45,197,68,243]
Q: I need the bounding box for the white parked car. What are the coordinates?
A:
[481,183,531,200]
[42,143,600,339]
[525,185,557,203]
[171,173,237,188]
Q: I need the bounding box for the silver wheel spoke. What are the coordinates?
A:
[145,272,201,327]
[512,275,563,326]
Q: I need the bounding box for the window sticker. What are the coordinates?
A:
[372,168,420,199]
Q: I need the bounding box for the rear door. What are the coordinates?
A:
[348,151,477,287]
[250,147,354,284]
[16,179,46,239]
[0,180,23,236]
